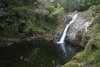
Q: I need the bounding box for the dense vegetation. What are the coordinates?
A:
[55,0,100,11]
[0,0,64,33]
[0,0,65,44]
[0,0,100,67]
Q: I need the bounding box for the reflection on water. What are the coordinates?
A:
[0,40,77,67]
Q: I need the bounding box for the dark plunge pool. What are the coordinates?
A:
[0,40,77,67]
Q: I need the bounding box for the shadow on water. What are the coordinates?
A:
[0,39,78,67]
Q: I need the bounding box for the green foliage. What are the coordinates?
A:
[56,0,100,11]
[0,0,65,40]
[44,1,64,17]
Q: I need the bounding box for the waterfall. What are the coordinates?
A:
[57,14,78,44]
[56,14,78,55]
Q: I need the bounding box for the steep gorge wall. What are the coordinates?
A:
[63,5,100,67]
[65,9,94,47]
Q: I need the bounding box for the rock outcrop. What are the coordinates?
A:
[65,7,95,47]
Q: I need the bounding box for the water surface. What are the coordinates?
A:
[0,40,76,67]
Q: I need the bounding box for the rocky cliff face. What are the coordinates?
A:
[65,7,95,47]
[63,5,100,67]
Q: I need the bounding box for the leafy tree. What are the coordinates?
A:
[55,0,100,11]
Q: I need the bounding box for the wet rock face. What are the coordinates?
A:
[53,16,72,43]
[65,15,92,46]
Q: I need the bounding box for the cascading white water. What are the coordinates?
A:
[57,14,78,44]
[56,14,78,55]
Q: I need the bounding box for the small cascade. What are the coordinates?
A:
[56,13,78,55]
